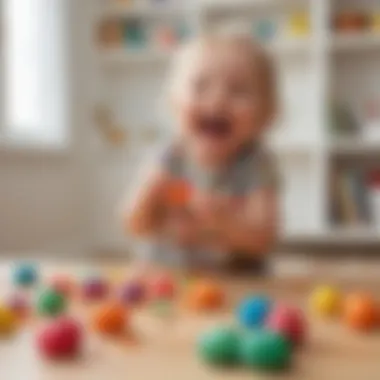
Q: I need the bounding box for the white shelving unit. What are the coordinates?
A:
[330,33,380,52]
[93,0,380,247]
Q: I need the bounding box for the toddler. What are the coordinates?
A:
[124,31,280,274]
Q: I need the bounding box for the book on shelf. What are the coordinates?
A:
[330,166,372,226]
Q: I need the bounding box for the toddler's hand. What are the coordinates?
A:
[192,191,230,221]
[191,192,235,241]
[165,210,199,247]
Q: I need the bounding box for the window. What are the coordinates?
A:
[1,0,68,147]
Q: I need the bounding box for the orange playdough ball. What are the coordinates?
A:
[92,303,127,335]
[186,280,225,311]
[343,293,378,331]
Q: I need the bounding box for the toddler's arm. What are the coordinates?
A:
[123,159,169,237]
[221,188,278,254]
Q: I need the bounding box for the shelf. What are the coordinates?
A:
[202,0,306,13]
[270,141,317,156]
[270,38,311,56]
[100,3,186,19]
[330,33,380,52]
[99,37,310,67]
[329,139,380,155]
[99,48,172,67]
[285,227,380,245]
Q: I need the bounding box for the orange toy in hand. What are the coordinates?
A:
[185,279,225,312]
[166,180,192,207]
[343,293,378,331]
[92,303,128,335]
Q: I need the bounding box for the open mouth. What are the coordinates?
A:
[198,115,232,139]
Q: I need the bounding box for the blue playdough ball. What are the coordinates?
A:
[13,263,38,287]
[237,295,272,328]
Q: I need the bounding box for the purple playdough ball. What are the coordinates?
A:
[119,281,145,305]
[82,278,109,301]
[6,293,30,316]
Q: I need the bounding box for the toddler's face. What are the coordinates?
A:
[173,42,270,163]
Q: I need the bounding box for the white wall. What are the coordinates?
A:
[0,0,93,253]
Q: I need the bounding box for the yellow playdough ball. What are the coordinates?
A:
[310,285,341,317]
[0,306,17,336]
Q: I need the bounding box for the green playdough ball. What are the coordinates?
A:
[240,330,292,371]
[37,288,66,317]
[197,326,240,366]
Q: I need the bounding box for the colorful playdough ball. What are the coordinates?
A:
[237,295,272,328]
[92,302,127,335]
[37,288,67,317]
[82,277,109,301]
[343,293,378,331]
[5,293,31,319]
[0,306,18,336]
[239,330,292,371]
[310,285,341,317]
[119,280,146,305]
[186,279,225,312]
[49,275,75,297]
[150,274,176,300]
[37,316,83,359]
[197,326,240,366]
[12,263,38,287]
[266,304,307,346]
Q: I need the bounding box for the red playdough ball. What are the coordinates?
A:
[266,304,307,346]
[150,274,175,299]
[37,317,83,359]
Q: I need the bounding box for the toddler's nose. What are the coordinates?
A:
[204,86,228,113]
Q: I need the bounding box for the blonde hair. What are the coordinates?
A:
[168,27,278,119]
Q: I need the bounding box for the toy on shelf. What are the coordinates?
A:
[287,13,310,36]
[153,25,178,50]
[362,97,380,142]
[334,12,368,33]
[328,100,359,141]
[176,22,192,42]
[367,169,380,231]
[124,19,147,48]
[98,19,124,48]
[94,106,127,146]
[254,19,277,42]
[371,13,380,32]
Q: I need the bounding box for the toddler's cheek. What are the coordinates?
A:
[178,105,199,135]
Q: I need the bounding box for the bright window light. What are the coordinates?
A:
[3,0,67,146]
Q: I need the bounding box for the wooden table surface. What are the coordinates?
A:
[1,262,380,380]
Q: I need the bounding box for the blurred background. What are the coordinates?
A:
[1,0,380,259]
